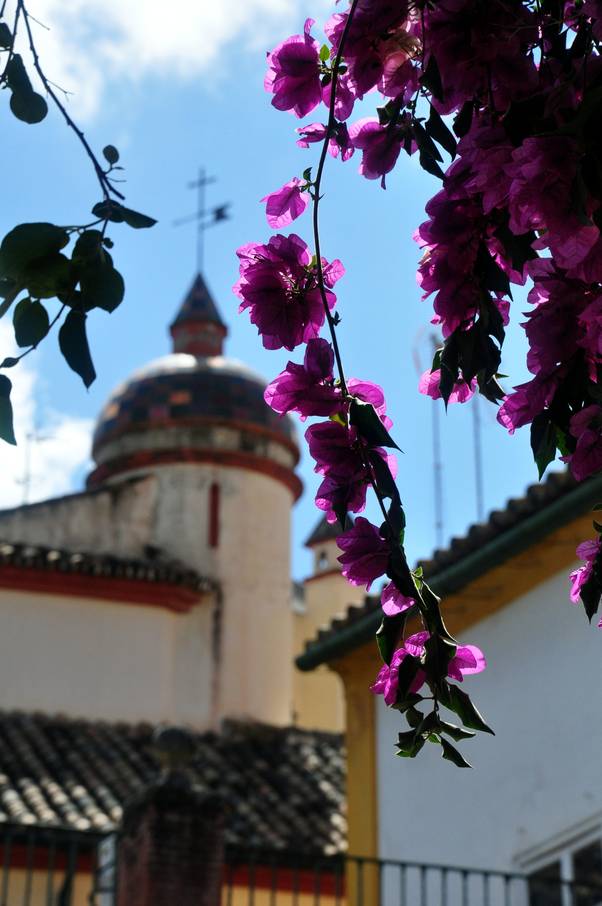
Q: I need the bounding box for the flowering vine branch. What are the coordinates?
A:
[236,0,602,766]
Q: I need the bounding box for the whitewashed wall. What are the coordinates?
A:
[376,567,602,871]
[0,588,215,725]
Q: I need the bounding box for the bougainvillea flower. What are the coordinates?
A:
[296,122,355,161]
[336,517,389,589]
[349,118,404,187]
[381,581,414,616]
[265,18,322,118]
[507,136,599,271]
[566,406,602,482]
[418,368,475,403]
[422,0,537,114]
[321,73,356,121]
[234,234,343,351]
[261,178,310,229]
[371,631,486,706]
[570,538,601,604]
[264,338,341,419]
[497,372,560,434]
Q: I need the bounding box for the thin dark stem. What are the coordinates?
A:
[18,0,124,201]
[311,0,361,396]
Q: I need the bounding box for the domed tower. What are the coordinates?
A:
[89,273,302,727]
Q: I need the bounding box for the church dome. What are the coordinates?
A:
[88,274,301,497]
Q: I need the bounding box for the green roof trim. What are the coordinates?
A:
[296,473,602,672]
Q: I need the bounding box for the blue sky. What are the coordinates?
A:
[0,0,554,579]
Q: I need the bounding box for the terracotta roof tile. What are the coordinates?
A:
[0,712,345,857]
[0,540,213,594]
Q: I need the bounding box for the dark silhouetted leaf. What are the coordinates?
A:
[349,399,399,449]
[453,101,473,138]
[0,375,16,444]
[10,90,48,124]
[440,683,494,734]
[420,55,444,101]
[412,120,443,162]
[24,253,72,299]
[91,201,156,229]
[426,106,457,158]
[376,612,407,665]
[102,145,120,165]
[0,223,69,281]
[0,357,19,368]
[440,737,471,768]
[531,412,557,479]
[0,22,12,48]
[13,297,49,347]
[79,259,125,313]
[439,721,476,741]
[58,310,96,388]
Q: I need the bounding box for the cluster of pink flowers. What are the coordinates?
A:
[236,0,602,757]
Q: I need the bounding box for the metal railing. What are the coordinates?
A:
[1,826,602,906]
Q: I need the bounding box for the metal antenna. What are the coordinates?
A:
[412,327,445,550]
[16,426,51,505]
[172,168,231,273]
[472,392,485,522]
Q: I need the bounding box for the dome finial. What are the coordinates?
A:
[169,273,228,357]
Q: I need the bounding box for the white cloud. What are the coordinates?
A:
[0,324,92,509]
[7,0,328,118]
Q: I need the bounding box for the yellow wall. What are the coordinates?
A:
[293,540,364,732]
[323,510,598,904]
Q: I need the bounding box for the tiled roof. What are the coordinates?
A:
[170,273,226,329]
[0,540,212,594]
[298,470,602,667]
[0,713,346,857]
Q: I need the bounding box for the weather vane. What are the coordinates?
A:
[173,168,231,273]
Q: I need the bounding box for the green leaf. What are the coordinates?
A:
[376,612,406,665]
[103,145,120,165]
[440,683,494,735]
[439,720,476,742]
[530,412,557,479]
[370,451,400,501]
[394,653,423,703]
[439,334,460,406]
[440,737,472,768]
[396,730,426,758]
[426,106,457,158]
[349,399,399,449]
[0,22,13,48]
[58,310,96,388]
[10,90,48,124]
[13,298,49,347]
[319,44,330,62]
[0,223,69,281]
[0,375,16,445]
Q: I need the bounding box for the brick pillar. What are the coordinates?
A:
[115,726,225,906]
